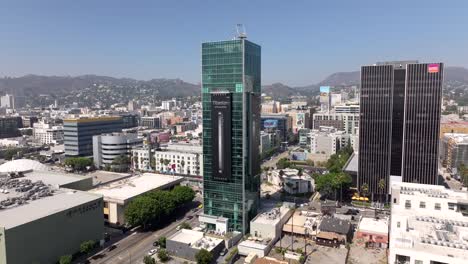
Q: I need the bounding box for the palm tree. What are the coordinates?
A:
[378,179,385,203]
[361,183,369,198]
[180,160,185,175]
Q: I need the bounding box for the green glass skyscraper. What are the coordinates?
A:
[201,36,261,233]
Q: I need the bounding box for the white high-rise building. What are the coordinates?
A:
[389,182,468,264]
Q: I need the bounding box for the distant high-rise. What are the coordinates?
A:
[64,116,123,157]
[358,61,443,196]
[200,36,261,233]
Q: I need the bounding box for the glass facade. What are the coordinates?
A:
[64,118,123,157]
[202,39,261,233]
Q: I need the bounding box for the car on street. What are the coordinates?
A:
[148,249,157,255]
[220,248,228,256]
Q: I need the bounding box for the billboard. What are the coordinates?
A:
[296,113,305,128]
[211,93,232,181]
[263,119,278,128]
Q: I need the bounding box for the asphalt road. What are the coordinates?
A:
[262,146,297,169]
[85,200,201,264]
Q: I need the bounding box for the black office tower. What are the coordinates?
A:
[358,61,443,197]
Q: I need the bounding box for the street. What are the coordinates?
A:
[83,198,201,264]
[262,146,296,169]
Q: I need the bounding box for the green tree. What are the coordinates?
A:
[158,236,167,248]
[361,183,369,197]
[171,186,195,205]
[276,158,291,169]
[64,157,93,171]
[144,255,156,264]
[297,168,303,177]
[459,164,468,187]
[180,159,185,173]
[180,222,192,230]
[124,187,195,227]
[59,255,72,264]
[195,248,213,264]
[158,248,169,262]
[80,240,96,255]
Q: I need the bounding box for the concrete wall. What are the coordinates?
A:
[3,196,104,264]
[0,227,6,264]
[167,239,224,262]
[61,176,93,191]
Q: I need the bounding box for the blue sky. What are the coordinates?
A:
[1,0,467,86]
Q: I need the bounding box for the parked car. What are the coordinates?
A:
[220,248,228,256]
[148,249,157,255]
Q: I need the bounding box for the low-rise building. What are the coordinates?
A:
[140,116,161,129]
[238,205,293,257]
[389,182,468,264]
[356,217,389,248]
[0,164,102,264]
[153,143,202,176]
[316,217,352,247]
[267,169,314,194]
[33,121,64,145]
[310,126,347,159]
[0,116,22,139]
[440,133,468,173]
[92,132,143,169]
[166,229,225,261]
[89,173,183,225]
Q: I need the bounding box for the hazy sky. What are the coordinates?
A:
[1,0,468,86]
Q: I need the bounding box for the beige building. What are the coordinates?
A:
[89,173,183,225]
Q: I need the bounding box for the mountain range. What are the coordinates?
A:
[0,66,467,101]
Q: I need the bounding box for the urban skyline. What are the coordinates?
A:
[1,2,468,264]
[1,1,468,86]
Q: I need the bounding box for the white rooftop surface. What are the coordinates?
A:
[170,229,204,244]
[0,190,101,229]
[358,217,388,235]
[86,170,132,186]
[239,240,269,250]
[393,216,468,260]
[169,229,223,251]
[0,159,50,173]
[253,206,291,225]
[89,173,183,203]
[23,170,91,187]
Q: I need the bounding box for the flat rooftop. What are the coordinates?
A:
[86,170,132,187]
[89,173,183,204]
[0,189,102,229]
[169,229,223,251]
[22,170,91,187]
[252,206,291,225]
[358,217,388,235]
[283,210,320,235]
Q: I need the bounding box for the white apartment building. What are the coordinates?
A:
[33,121,64,145]
[132,147,153,171]
[154,143,202,176]
[389,182,468,264]
[313,112,359,135]
[310,126,347,157]
[132,143,203,176]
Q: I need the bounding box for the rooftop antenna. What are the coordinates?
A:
[236,24,247,39]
